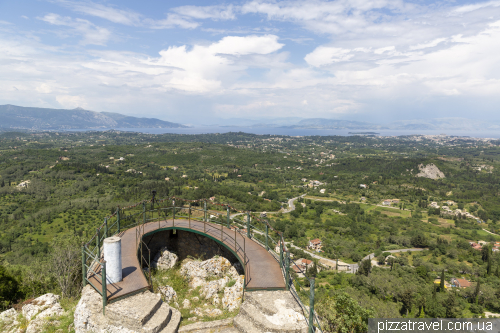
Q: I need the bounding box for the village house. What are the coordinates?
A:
[359,184,367,189]
[469,242,482,250]
[308,238,322,251]
[451,278,471,288]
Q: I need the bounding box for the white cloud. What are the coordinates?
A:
[57,0,142,26]
[172,5,236,20]
[39,13,111,45]
[210,35,283,55]
[305,46,353,67]
[57,1,235,30]
[409,38,447,50]
[56,95,87,108]
[36,83,52,94]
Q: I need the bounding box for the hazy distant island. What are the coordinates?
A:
[0,105,187,130]
[348,131,380,135]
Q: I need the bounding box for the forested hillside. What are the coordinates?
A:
[0,131,499,330]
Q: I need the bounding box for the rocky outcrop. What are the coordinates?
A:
[74,285,181,333]
[179,257,244,313]
[416,163,445,179]
[222,277,244,312]
[0,293,65,333]
[152,247,178,270]
[180,257,236,281]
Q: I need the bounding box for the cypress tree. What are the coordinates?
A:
[440,269,445,292]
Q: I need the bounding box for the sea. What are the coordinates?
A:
[62,127,500,139]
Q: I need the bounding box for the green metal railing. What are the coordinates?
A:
[81,197,320,332]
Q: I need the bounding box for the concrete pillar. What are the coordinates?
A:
[103,236,122,283]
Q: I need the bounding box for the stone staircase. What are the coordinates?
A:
[233,291,309,333]
[105,291,181,333]
[76,288,178,333]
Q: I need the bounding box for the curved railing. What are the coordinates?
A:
[81,196,321,333]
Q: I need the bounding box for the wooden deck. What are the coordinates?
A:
[87,219,285,302]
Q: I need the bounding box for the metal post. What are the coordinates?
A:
[265,224,269,251]
[117,207,120,234]
[97,228,100,259]
[221,222,223,241]
[189,203,191,229]
[234,228,237,252]
[285,251,290,291]
[227,206,230,228]
[246,212,250,238]
[101,261,107,314]
[104,218,108,239]
[309,277,315,333]
[142,202,146,226]
[204,201,207,222]
[82,245,87,287]
[279,235,283,268]
[173,200,176,220]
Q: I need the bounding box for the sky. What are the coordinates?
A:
[1,0,500,125]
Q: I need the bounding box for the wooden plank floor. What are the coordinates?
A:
[87,219,285,302]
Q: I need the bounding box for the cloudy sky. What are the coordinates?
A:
[1,0,500,124]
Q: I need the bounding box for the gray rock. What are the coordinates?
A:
[152,247,178,270]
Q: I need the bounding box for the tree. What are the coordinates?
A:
[49,236,82,298]
[316,292,374,333]
[0,265,19,309]
[474,280,481,305]
[440,269,445,292]
[357,259,372,277]
[445,292,462,318]
[411,234,428,248]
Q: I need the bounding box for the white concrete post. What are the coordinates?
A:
[103,236,122,283]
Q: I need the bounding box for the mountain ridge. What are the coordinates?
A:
[0,105,187,130]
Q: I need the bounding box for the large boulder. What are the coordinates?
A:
[201,276,230,300]
[151,247,178,270]
[222,275,244,312]
[180,257,234,283]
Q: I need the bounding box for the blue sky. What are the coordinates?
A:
[1,0,500,125]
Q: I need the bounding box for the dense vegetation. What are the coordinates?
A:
[1,130,500,330]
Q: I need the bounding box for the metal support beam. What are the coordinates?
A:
[204,201,207,222]
[246,212,250,238]
[227,206,230,228]
[97,228,100,259]
[104,218,108,239]
[142,202,146,226]
[82,245,86,287]
[117,207,120,234]
[265,224,269,251]
[309,277,315,333]
[285,250,290,291]
[101,261,107,315]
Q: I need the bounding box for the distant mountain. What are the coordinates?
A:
[285,117,500,131]
[286,118,387,130]
[388,118,500,131]
[0,105,187,130]
[214,117,304,127]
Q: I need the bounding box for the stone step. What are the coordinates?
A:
[233,314,262,333]
[239,301,308,333]
[178,318,234,333]
[244,291,306,317]
[160,307,181,333]
[143,303,172,333]
[106,291,163,331]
